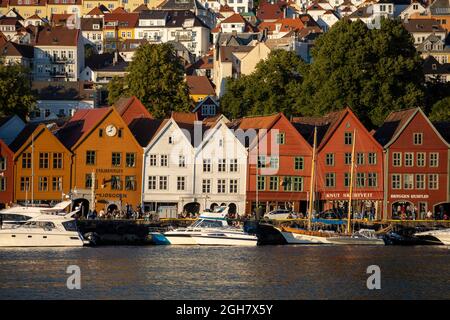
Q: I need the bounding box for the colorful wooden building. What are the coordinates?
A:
[293,108,385,219]
[374,107,450,219]
[230,113,313,214]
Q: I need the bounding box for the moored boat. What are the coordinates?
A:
[414,228,450,246]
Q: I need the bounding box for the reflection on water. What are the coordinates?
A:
[0,246,449,300]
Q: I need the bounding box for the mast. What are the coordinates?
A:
[255,132,259,213]
[347,129,357,234]
[307,127,317,231]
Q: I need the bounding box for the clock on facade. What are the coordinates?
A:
[106,124,117,137]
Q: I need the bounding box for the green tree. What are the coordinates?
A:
[107,76,127,105]
[429,97,450,121]
[107,43,192,118]
[298,18,425,127]
[220,49,307,119]
[0,63,35,119]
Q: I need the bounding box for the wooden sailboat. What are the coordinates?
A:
[276,127,336,244]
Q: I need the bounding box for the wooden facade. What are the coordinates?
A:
[0,139,14,208]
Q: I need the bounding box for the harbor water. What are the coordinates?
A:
[0,246,449,300]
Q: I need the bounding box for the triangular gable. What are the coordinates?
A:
[13,124,72,160]
[382,108,450,149]
[192,96,219,113]
[144,117,195,153]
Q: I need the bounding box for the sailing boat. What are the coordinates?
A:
[327,129,384,245]
[276,127,336,244]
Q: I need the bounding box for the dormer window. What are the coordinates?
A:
[93,24,100,30]
[432,63,437,70]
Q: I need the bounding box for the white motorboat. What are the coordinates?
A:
[415,228,450,246]
[0,210,88,247]
[0,200,73,229]
[162,206,258,246]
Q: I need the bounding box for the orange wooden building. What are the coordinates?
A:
[56,106,145,214]
[10,123,73,205]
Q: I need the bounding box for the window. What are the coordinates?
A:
[392,174,401,189]
[428,174,438,189]
[429,153,439,167]
[149,154,157,166]
[325,173,335,187]
[293,177,303,191]
[276,132,285,144]
[393,152,402,167]
[229,159,238,172]
[22,153,31,169]
[111,176,122,190]
[217,179,226,193]
[99,129,103,137]
[405,153,414,167]
[160,155,168,167]
[218,159,226,172]
[168,136,173,144]
[38,176,48,191]
[356,173,365,187]
[39,152,49,169]
[159,176,168,190]
[0,156,5,171]
[413,133,423,145]
[85,174,93,189]
[125,176,136,191]
[344,173,350,187]
[86,151,96,165]
[258,176,266,191]
[417,152,425,167]
[403,174,413,189]
[178,155,186,168]
[294,157,304,170]
[126,153,136,167]
[229,179,238,193]
[177,176,185,191]
[344,153,352,165]
[269,176,279,191]
[0,176,5,191]
[203,159,211,172]
[356,153,364,165]
[270,157,279,169]
[368,173,377,187]
[258,155,266,168]
[416,174,425,189]
[148,176,157,190]
[344,132,353,145]
[20,177,30,191]
[52,176,63,191]
[112,152,121,166]
[52,153,63,169]
[202,179,211,193]
[368,153,377,165]
[326,153,334,166]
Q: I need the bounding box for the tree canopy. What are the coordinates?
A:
[107,43,192,118]
[0,63,35,119]
[298,18,425,127]
[220,49,307,119]
[429,97,450,122]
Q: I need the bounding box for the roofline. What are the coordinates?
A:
[383,107,450,148]
[144,117,194,153]
[191,95,218,112]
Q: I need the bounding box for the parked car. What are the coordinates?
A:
[264,209,292,220]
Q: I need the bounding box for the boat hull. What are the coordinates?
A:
[163,234,198,245]
[280,230,332,244]
[327,237,385,245]
[0,231,85,247]
[415,230,450,246]
[192,234,257,246]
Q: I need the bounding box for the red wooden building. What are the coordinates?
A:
[374,108,450,219]
[293,108,385,219]
[0,139,14,208]
[230,113,313,214]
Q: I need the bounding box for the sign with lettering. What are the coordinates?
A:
[96,168,124,174]
[390,194,429,199]
[323,192,382,199]
[96,193,128,199]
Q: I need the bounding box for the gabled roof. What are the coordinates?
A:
[0,115,14,128]
[374,107,450,148]
[403,18,445,33]
[86,5,110,16]
[113,96,153,125]
[192,96,219,112]
[133,4,149,12]
[256,0,286,21]
[229,113,281,131]
[0,41,34,58]
[35,26,79,46]
[55,108,111,149]
[128,117,165,147]
[171,111,198,123]
[186,75,215,96]
[104,13,139,28]
[8,122,40,152]
[111,7,128,14]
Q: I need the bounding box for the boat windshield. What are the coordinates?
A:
[191,219,224,228]
[0,214,32,222]
[62,220,78,232]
